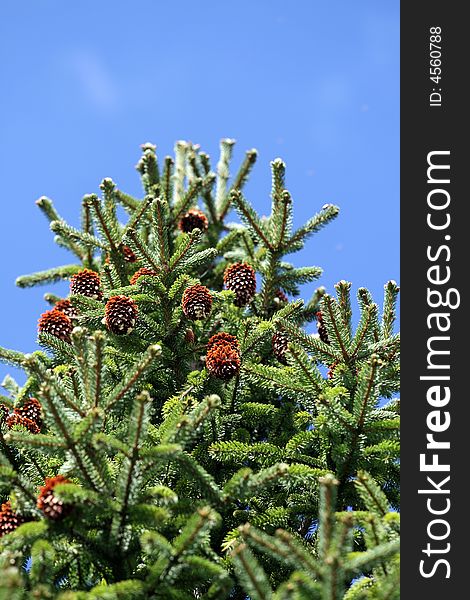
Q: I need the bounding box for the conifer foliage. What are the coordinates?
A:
[0,140,400,598]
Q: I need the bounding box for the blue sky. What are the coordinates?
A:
[0,1,399,385]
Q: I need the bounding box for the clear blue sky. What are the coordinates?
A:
[0,1,399,385]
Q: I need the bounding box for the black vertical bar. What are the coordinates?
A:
[401,3,467,597]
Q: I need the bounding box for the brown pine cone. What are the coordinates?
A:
[316,311,330,344]
[272,331,289,365]
[54,298,79,320]
[37,475,72,521]
[182,285,213,320]
[207,332,240,353]
[130,267,160,285]
[206,342,241,380]
[14,398,43,430]
[223,263,257,307]
[38,309,73,343]
[178,208,209,233]
[275,289,289,304]
[184,329,195,344]
[120,244,138,263]
[5,413,40,434]
[70,269,103,300]
[104,295,138,335]
[327,360,339,379]
[0,501,24,537]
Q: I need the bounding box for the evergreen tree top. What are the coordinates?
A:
[0,139,399,599]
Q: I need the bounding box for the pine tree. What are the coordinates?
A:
[0,139,400,599]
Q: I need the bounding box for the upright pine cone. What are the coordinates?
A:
[316,311,329,344]
[54,298,79,320]
[223,263,257,307]
[178,208,209,233]
[272,331,289,365]
[182,285,213,320]
[1,398,42,434]
[37,475,72,521]
[130,267,160,285]
[184,328,195,344]
[70,269,103,300]
[206,333,241,380]
[0,501,24,537]
[327,360,339,379]
[104,295,138,335]
[5,413,40,434]
[14,398,43,430]
[207,332,240,353]
[120,244,138,263]
[38,309,73,343]
[275,289,289,305]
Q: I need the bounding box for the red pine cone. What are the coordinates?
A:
[37,475,72,521]
[207,332,240,353]
[130,267,160,285]
[327,360,339,379]
[275,289,288,304]
[104,295,138,335]
[70,269,103,300]
[206,333,241,380]
[182,285,213,320]
[14,398,43,430]
[0,501,24,537]
[1,398,42,434]
[223,263,257,307]
[178,208,209,233]
[38,309,73,343]
[5,413,40,435]
[316,311,330,344]
[54,298,79,320]
[206,344,241,381]
[272,331,289,365]
[120,244,138,263]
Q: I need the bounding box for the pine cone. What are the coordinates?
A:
[182,285,213,320]
[5,413,40,434]
[14,398,43,430]
[130,267,160,285]
[207,332,240,353]
[38,309,73,343]
[327,360,339,379]
[54,298,79,320]
[275,289,289,305]
[37,475,72,521]
[104,295,138,335]
[178,208,208,233]
[184,329,195,344]
[316,311,329,344]
[272,331,289,365]
[120,244,138,263]
[223,263,257,307]
[70,269,103,300]
[206,343,241,380]
[0,501,24,537]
